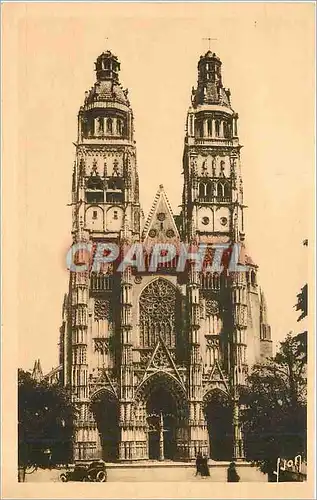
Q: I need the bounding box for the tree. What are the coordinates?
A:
[240,332,307,480]
[295,284,308,322]
[18,369,75,480]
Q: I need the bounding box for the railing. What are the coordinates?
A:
[84,101,129,112]
[195,138,239,147]
[90,274,113,292]
[200,273,226,290]
[197,196,231,203]
[105,194,124,204]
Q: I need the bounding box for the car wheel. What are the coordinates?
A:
[96,470,107,482]
[82,477,89,482]
[60,473,68,482]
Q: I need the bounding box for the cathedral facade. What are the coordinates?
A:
[58,49,272,462]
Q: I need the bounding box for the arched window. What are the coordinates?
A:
[199,182,206,198]
[217,182,224,198]
[223,182,230,198]
[107,118,113,134]
[220,160,225,176]
[116,119,122,135]
[206,182,213,198]
[82,119,88,138]
[102,59,111,71]
[251,270,256,286]
[215,120,220,137]
[207,119,212,136]
[227,122,232,138]
[213,273,220,289]
[223,122,228,138]
[98,117,104,134]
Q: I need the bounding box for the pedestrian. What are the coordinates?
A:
[201,455,210,477]
[195,452,203,476]
[227,462,240,482]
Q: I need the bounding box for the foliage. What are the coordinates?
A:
[295,284,308,322]
[240,332,307,478]
[18,369,75,469]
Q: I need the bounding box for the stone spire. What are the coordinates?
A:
[260,289,272,342]
[32,359,43,383]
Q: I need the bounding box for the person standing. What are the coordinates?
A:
[195,452,203,476]
[201,455,210,477]
[227,462,240,482]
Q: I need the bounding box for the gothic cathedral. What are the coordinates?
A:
[58,50,272,462]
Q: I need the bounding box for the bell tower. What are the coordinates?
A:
[182,50,243,243]
[74,50,141,242]
[64,50,142,461]
[181,51,271,461]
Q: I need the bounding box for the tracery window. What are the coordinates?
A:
[139,279,177,349]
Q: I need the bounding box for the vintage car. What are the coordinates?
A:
[60,459,107,482]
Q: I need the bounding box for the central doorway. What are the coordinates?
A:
[147,385,177,460]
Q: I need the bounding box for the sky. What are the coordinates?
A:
[4,3,314,374]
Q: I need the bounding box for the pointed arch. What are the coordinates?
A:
[135,371,189,419]
[90,386,117,403]
[251,270,257,286]
[90,388,119,461]
[206,181,213,198]
[135,371,189,461]
[199,182,206,198]
[223,181,230,198]
[216,182,224,198]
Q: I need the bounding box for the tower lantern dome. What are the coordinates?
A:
[192,51,231,108]
[198,51,223,87]
[78,49,133,142]
[95,50,121,82]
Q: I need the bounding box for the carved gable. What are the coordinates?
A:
[142,185,180,244]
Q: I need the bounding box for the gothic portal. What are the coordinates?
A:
[57,50,272,462]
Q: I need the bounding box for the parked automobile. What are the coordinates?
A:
[60,459,107,482]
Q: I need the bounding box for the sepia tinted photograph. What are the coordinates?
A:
[1,2,315,498]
